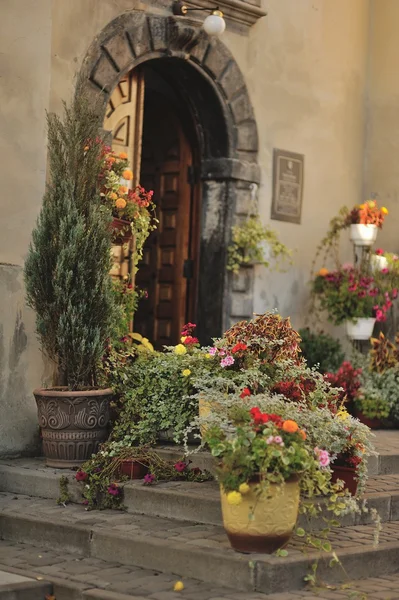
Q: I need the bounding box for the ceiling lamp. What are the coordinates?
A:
[172,2,226,36]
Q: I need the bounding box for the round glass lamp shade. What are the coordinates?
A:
[203,12,226,36]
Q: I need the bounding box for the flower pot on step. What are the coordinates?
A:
[330,465,358,496]
[345,318,375,341]
[220,477,300,554]
[34,387,112,468]
[119,459,149,480]
[111,217,132,245]
[349,224,378,247]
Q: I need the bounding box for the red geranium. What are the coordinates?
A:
[240,387,251,399]
[183,336,199,346]
[231,342,248,353]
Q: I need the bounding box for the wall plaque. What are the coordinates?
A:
[271,149,304,224]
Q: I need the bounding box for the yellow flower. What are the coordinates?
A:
[381,207,389,215]
[182,369,191,377]
[367,200,375,208]
[239,483,250,495]
[141,338,154,352]
[109,192,118,201]
[226,491,242,506]
[173,581,184,592]
[336,409,350,421]
[115,198,127,209]
[123,169,133,180]
[205,353,211,359]
[174,344,187,355]
[181,336,187,343]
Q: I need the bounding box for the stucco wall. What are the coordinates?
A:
[364,0,399,258]
[0,0,51,455]
[249,0,370,332]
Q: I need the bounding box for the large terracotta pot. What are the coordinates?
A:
[34,387,112,468]
[119,459,149,480]
[220,477,300,554]
[331,465,358,496]
[349,224,378,247]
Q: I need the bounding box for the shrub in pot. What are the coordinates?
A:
[24,97,117,468]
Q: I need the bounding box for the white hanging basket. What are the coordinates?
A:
[345,318,376,340]
[371,254,388,272]
[349,224,378,247]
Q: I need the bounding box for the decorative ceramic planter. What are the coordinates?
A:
[345,318,375,340]
[34,387,112,468]
[349,224,378,247]
[111,217,132,245]
[198,397,223,439]
[354,409,383,430]
[330,465,358,496]
[119,459,149,480]
[371,255,388,272]
[220,478,300,554]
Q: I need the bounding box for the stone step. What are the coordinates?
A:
[4,539,399,600]
[1,459,398,528]
[0,569,52,600]
[1,493,399,595]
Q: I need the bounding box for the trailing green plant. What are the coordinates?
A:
[227,216,292,274]
[111,279,147,347]
[355,366,399,421]
[299,328,345,374]
[57,476,71,506]
[24,95,116,389]
[75,445,212,510]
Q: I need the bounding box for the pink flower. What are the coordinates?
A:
[82,499,89,505]
[385,300,393,310]
[376,309,386,322]
[220,355,234,368]
[381,268,389,274]
[174,461,187,472]
[314,447,330,468]
[393,288,398,299]
[369,287,379,297]
[357,290,366,298]
[274,436,284,446]
[143,473,155,484]
[209,347,217,356]
[266,436,274,445]
[375,248,384,256]
[107,483,120,496]
[349,284,357,292]
[75,471,88,482]
[342,263,353,271]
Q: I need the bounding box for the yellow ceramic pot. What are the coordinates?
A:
[220,478,300,554]
[198,396,220,438]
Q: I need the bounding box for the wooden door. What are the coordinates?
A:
[134,97,199,347]
[104,70,144,280]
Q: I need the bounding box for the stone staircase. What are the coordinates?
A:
[0,431,399,598]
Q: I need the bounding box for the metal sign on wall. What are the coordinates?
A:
[271,149,304,224]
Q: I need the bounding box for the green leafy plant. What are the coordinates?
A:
[57,476,71,506]
[24,96,116,389]
[299,328,345,374]
[227,216,292,274]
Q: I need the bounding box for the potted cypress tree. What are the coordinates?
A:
[24,96,116,468]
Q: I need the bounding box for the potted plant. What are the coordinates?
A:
[24,97,117,468]
[347,200,388,247]
[227,216,292,274]
[204,405,321,554]
[312,265,396,339]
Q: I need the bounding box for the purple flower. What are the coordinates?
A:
[220,355,234,368]
[107,483,120,496]
[143,473,155,485]
[174,461,187,473]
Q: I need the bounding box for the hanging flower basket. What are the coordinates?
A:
[111,217,132,245]
[349,224,378,247]
[371,254,388,272]
[330,465,358,496]
[220,477,300,554]
[345,318,375,340]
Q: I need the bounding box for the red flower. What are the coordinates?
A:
[181,323,197,336]
[231,342,248,353]
[183,336,199,346]
[240,387,251,399]
[375,248,384,255]
[75,471,88,482]
[174,461,187,472]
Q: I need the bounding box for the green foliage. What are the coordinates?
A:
[24,96,115,389]
[57,476,71,506]
[111,280,144,348]
[299,328,345,374]
[311,206,350,274]
[356,365,399,420]
[227,216,292,274]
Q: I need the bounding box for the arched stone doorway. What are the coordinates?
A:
[79,11,260,344]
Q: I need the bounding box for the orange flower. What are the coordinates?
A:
[282,420,299,433]
[318,268,329,277]
[119,152,128,160]
[109,192,118,201]
[123,169,133,180]
[108,156,116,164]
[298,429,306,440]
[115,198,127,209]
[119,186,128,194]
[84,145,90,152]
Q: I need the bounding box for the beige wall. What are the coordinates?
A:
[364,0,399,258]
[250,0,370,331]
[0,0,52,454]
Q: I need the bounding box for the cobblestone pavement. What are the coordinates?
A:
[1,539,399,600]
